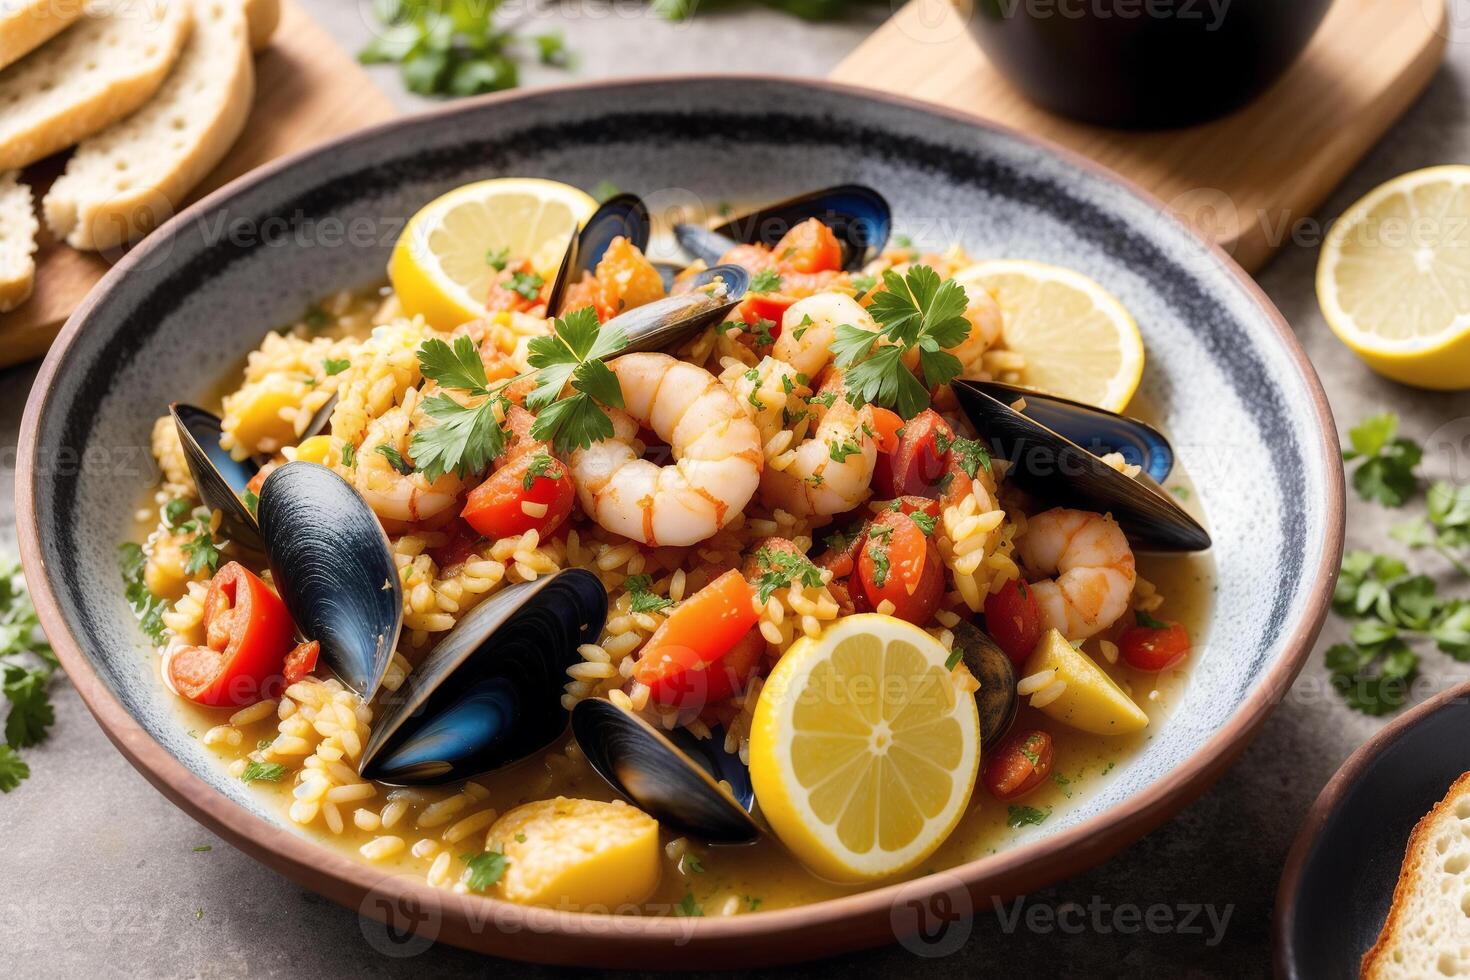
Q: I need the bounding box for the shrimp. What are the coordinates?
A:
[569,352,762,547]
[772,291,879,381]
[1015,508,1136,641]
[947,282,1004,378]
[352,401,465,526]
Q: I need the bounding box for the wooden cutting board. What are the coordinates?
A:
[0,0,397,367]
[830,0,1448,273]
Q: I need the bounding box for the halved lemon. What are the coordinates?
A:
[953,259,1145,412]
[749,614,979,883]
[389,178,597,331]
[1317,165,1470,390]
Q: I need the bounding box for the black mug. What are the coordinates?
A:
[966,0,1336,128]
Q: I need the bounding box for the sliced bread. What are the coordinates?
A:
[0,170,38,313]
[1363,771,1470,978]
[0,0,192,171]
[242,0,276,51]
[0,0,86,71]
[45,0,252,251]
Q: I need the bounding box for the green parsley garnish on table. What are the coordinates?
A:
[0,556,58,792]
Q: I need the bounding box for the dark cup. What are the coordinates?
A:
[966,0,1335,128]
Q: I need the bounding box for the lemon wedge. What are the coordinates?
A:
[953,259,1145,412]
[749,614,979,882]
[1317,165,1470,390]
[389,178,597,331]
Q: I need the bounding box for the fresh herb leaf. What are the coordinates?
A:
[867,537,891,588]
[410,336,509,481]
[828,437,861,463]
[462,850,509,891]
[849,273,877,298]
[521,450,558,491]
[341,442,356,468]
[1134,609,1169,630]
[322,357,351,377]
[242,490,259,518]
[752,547,824,604]
[683,853,705,874]
[120,542,168,644]
[950,437,992,478]
[676,893,703,917]
[0,745,28,793]
[533,30,569,66]
[527,308,630,454]
[240,761,288,783]
[909,511,937,536]
[625,574,674,614]
[486,246,509,271]
[749,268,783,294]
[590,179,620,204]
[745,895,763,911]
[3,666,54,748]
[193,845,213,853]
[179,521,221,576]
[507,270,544,301]
[162,498,191,527]
[944,647,963,670]
[1342,413,1421,507]
[1006,805,1050,828]
[1053,772,1073,798]
[375,444,415,476]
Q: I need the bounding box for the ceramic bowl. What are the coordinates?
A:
[17,76,1342,968]
[1276,681,1470,977]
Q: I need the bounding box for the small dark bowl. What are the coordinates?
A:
[967,0,1335,128]
[1277,681,1470,978]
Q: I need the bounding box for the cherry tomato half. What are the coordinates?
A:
[168,562,297,707]
[886,409,955,498]
[854,511,943,626]
[461,451,575,540]
[983,729,1054,801]
[1119,621,1192,672]
[632,570,762,710]
[984,578,1043,666]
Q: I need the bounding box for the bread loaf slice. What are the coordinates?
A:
[0,0,192,171]
[0,170,38,312]
[0,0,86,71]
[241,0,276,51]
[1363,771,1470,978]
[45,0,252,251]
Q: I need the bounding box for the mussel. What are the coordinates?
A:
[545,193,652,316]
[951,620,1018,745]
[256,461,403,698]
[613,263,750,354]
[953,380,1210,552]
[571,697,760,844]
[675,184,892,272]
[361,569,607,784]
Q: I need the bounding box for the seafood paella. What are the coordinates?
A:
[122,179,1213,914]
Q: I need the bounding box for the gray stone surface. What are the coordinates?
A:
[6,4,1470,976]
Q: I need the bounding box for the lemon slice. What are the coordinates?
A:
[1317,165,1470,390]
[953,259,1145,412]
[749,614,979,882]
[389,178,597,330]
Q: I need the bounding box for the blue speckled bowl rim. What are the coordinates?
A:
[17,75,1344,968]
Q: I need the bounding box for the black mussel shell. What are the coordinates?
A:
[571,697,760,844]
[610,264,749,354]
[675,184,891,272]
[171,404,263,551]
[952,621,1017,746]
[952,380,1211,552]
[257,462,402,698]
[546,193,652,316]
[360,569,607,785]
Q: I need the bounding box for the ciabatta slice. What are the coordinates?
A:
[0,0,85,70]
[0,170,37,312]
[45,0,252,250]
[0,0,192,171]
[1363,771,1470,978]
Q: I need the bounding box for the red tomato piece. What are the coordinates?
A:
[461,451,575,540]
[984,578,1043,666]
[168,562,297,707]
[485,260,544,314]
[983,729,1053,801]
[633,570,761,710]
[854,511,943,625]
[1119,621,1192,672]
[870,407,904,455]
[283,640,320,685]
[888,410,956,498]
[739,293,795,329]
[772,218,843,274]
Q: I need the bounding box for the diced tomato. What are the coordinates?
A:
[887,409,956,498]
[1119,620,1192,672]
[772,218,843,274]
[485,260,544,314]
[813,524,866,581]
[983,729,1053,801]
[168,562,297,707]
[461,451,574,540]
[984,578,1043,666]
[283,640,319,685]
[854,510,943,625]
[870,407,904,455]
[633,570,761,710]
[890,496,942,520]
[739,293,795,329]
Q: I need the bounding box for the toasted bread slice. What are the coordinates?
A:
[1363,771,1470,978]
[0,0,192,171]
[0,170,38,313]
[0,0,86,71]
[242,0,276,51]
[45,0,252,251]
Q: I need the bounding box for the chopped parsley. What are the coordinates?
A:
[1007,805,1050,828]
[178,520,222,576]
[745,368,766,410]
[752,547,824,604]
[749,268,783,294]
[944,646,963,671]
[590,179,621,204]
[521,450,559,491]
[410,335,510,481]
[1134,609,1170,630]
[162,498,191,527]
[514,833,527,843]
[526,307,630,454]
[909,511,937,536]
[682,853,705,874]
[828,437,861,463]
[865,529,892,588]
[341,442,356,468]
[303,306,329,331]
[791,314,813,341]
[240,761,288,784]
[322,357,351,377]
[849,273,877,298]
[625,574,673,614]
[749,317,776,351]
[375,444,415,476]
[809,390,838,409]
[675,893,703,917]
[951,437,992,478]
[485,246,509,271]
[0,556,58,792]
[1053,772,1073,797]
[242,490,259,518]
[507,270,544,302]
[463,850,510,892]
[831,265,967,419]
[1170,485,1191,500]
[745,896,763,911]
[192,845,213,853]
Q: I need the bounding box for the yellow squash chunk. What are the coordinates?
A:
[291,435,335,466]
[1023,629,1148,736]
[222,383,300,456]
[487,797,660,910]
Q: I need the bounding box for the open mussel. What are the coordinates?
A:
[611,263,750,354]
[257,461,403,698]
[546,193,652,315]
[571,697,760,844]
[360,568,607,785]
[953,380,1210,552]
[674,184,891,272]
[952,621,1018,745]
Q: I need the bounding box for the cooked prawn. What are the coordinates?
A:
[569,352,762,547]
[352,400,465,525]
[948,282,1004,377]
[1016,508,1136,641]
[772,291,879,380]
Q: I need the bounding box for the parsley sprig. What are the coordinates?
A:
[526,307,629,454]
[1343,412,1421,507]
[463,849,509,891]
[0,556,59,792]
[751,547,824,604]
[625,574,673,614]
[1393,482,1470,577]
[411,336,510,482]
[832,265,967,419]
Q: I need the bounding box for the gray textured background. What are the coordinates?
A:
[6,3,1470,976]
